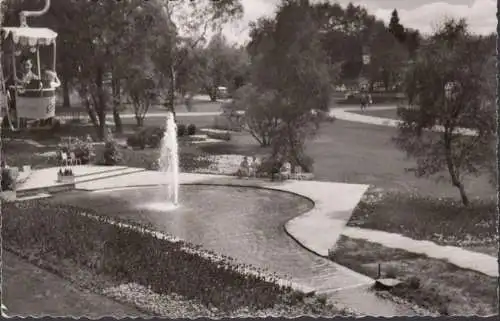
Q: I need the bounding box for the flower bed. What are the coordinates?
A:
[348,191,497,256]
[3,201,344,315]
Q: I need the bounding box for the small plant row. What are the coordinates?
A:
[3,201,309,312]
[127,124,197,149]
[58,168,74,177]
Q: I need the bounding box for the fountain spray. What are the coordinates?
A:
[158,112,179,206]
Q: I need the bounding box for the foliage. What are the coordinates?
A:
[123,59,160,127]
[177,124,186,137]
[246,0,333,171]
[58,168,74,177]
[148,0,243,111]
[2,201,311,312]
[194,34,250,100]
[366,21,408,91]
[1,168,16,191]
[102,139,122,165]
[187,124,196,136]
[226,85,279,147]
[394,19,496,206]
[59,137,95,164]
[127,127,164,149]
[388,9,406,43]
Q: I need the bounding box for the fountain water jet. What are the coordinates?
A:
[157,111,180,207]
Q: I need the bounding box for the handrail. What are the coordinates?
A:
[19,0,51,27]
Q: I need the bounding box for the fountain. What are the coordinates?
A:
[158,112,180,206]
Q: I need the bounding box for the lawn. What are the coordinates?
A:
[199,119,493,199]
[347,108,400,120]
[347,191,497,256]
[331,236,497,316]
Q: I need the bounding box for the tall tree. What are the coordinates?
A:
[366,21,408,91]
[388,9,406,43]
[244,0,333,171]
[394,19,495,206]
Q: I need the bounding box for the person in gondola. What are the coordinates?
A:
[42,69,61,89]
[16,58,40,88]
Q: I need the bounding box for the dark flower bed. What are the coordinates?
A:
[2,200,334,313]
[348,191,497,255]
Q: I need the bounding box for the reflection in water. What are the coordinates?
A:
[50,186,315,276]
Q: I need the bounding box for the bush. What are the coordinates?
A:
[3,201,303,312]
[177,124,186,137]
[127,127,165,149]
[102,139,122,165]
[1,168,16,191]
[126,134,146,149]
[187,124,196,136]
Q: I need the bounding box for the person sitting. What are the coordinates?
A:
[279,160,292,180]
[237,156,250,178]
[42,70,61,89]
[249,156,260,178]
[16,58,40,88]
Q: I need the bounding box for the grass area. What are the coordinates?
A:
[347,108,400,120]
[3,200,345,317]
[348,191,497,256]
[331,236,497,316]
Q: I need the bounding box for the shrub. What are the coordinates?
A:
[126,134,146,149]
[177,124,186,137]
[103,139,122,165]
[3,201,300,312]
[187,124,196,136]
[1,168,16,191]
[58,137,94,164]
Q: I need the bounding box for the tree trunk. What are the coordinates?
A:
[83,96,98,128]
[444,132,469,206]
[112,76,123,134]
[135,114,144,127]
[62,79,71,108]
[95,67,107,141]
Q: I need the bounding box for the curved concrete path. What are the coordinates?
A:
[330,106,477,136]
[343,226,498,277]
[25,166,413,316]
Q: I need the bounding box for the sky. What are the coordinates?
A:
[223,0,497,44]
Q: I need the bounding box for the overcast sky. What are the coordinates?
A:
[223,0,497,44]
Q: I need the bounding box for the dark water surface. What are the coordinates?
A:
[50,186,338,278]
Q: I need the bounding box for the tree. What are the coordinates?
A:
[366,21,408,91]
[388,9,406,43]
[246,0,333,171]
[2,0,165,139]
[149,0,243,113]
[226,84,279,147]
[394,19,495,206]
